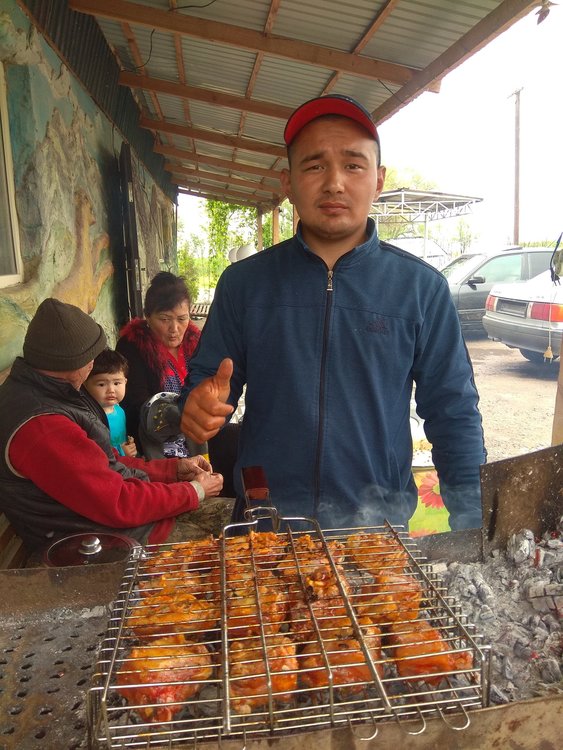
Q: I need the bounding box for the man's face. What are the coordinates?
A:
[281,117,385,253]
[84,371,127,409]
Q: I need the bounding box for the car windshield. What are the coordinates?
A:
[441,254,486,283]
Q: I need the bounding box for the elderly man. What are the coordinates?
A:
[180,94,485,531]
[0,298,223,552]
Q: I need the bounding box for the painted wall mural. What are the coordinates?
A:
[0,2,176,379]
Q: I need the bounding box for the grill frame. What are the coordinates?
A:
[88,519,491,749]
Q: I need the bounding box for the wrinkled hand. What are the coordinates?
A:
[121,437,138,458]
[195,471,224,499]
[176,454,212,482]
[181,358,235,443]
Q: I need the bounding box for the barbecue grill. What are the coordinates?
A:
[1,531,560,750]
[86,513,491,749]
[1,448,561,749]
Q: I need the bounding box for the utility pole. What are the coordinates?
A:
[511,88,523,246]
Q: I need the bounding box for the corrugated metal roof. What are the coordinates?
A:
[27,0,543,207]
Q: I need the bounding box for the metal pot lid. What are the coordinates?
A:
[43,532,139,567]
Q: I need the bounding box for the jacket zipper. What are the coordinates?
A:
[313,268,334,514]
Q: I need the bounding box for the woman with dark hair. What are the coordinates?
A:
[116,272,201,456]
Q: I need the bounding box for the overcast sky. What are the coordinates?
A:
[179,6,563,248]
[379,6,563,247]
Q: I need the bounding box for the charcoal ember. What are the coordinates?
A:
[466,583,478,597]
[442,547,562,703]
[513,641,533,660]
[539,657,562,683]
[477,582,495,605]
[522,578,552,600]
[533,625,550,643]
[493,642,514,659]
[489,684,511,704]
[478,604,494,621]
[506,529,536,564]
[501,656,514,680]
[537,548,558,568]
[542,614,560,633]
[545,582,563,597]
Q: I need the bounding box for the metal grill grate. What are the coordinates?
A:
[88,519,490,748]
[1,608,109,750]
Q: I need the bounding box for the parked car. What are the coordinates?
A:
[441,246,553,334]
[483,270,563,363]
[390,237,450,269]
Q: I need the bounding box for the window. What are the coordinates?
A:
[479,255,522,284]
[0,64,22,287]
[528,251,552,279]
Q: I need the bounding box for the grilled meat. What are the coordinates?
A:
[387,620,473,685]
[127,591,219,638]
[300,625,383,696]
[228,635,298,714]
[354,572,422,625]
[346,532,408,574]
[116,635,213,723]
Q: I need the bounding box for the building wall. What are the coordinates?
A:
[0,1,176,378]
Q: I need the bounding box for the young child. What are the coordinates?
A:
[84,349,138,457]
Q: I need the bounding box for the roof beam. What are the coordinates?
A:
[120,72,294,120]
[178,187,268,210]
[154,144,283,180]
[373,0,539,124]
[167,164,279,195]
[70,0,420,86]
[141,117,286,157]
[176,182,278,207]
[170,0,195,148]
[323,0,401,95]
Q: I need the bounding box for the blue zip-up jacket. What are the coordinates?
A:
[181,220,485,531]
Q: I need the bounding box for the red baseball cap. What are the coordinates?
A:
[284,94,380,149]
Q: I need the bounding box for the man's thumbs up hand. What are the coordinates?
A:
[181,358,235,443]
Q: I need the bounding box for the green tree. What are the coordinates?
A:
[263,200,294,247]
[205,200,248,284]
[204,198,294,273]
[453,219,478,255]
[177,232,205,302]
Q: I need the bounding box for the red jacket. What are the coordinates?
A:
[116,317,201,443]
[9,415,200,544]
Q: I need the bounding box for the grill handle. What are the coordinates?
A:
[241,465,279,531]
[241,465,270,503]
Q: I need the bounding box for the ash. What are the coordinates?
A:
[439,521,563,704]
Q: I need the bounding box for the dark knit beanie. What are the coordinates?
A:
[23,298,107,371]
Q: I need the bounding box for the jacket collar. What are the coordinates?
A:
[11,357,84,401]
[10,357,106,421]
[295,217,380,267]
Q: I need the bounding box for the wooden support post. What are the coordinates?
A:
[257,207,263,251]
[272,205,280,245]
[551,339,563,445]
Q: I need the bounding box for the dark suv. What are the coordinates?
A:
[441,246,553,334]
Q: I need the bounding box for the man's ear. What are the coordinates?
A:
[374,165,386,202]
[280,168,292,203]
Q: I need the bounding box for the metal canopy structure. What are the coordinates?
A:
[27,1,545,209]
[371,189,483,223]
[370,189,483,263]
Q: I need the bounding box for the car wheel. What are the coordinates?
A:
[519,348,557,364]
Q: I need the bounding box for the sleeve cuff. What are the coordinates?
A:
[190,480,205,502]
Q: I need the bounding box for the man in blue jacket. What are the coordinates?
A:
[180,94,486,531]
